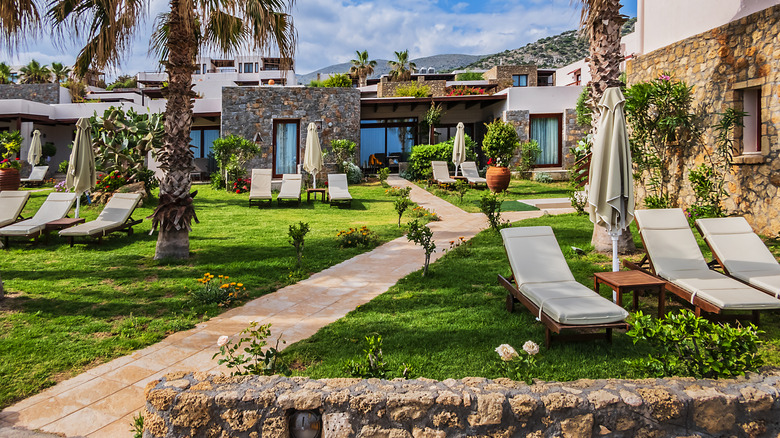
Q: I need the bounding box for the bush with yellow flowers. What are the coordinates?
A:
[409,205,440,221]
[191,273,248,307]
[335,225,379,248]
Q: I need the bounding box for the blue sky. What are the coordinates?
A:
[3,0,638,79]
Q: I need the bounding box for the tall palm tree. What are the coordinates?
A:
[0,62,13,84]
[388,50,416,82]
[43,0,296,259]
[50,62,71,83]
[349,50,376,88]
[19,59,51,83]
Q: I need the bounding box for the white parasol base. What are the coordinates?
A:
[610,230,620,302]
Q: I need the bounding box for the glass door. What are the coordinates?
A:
[273,120,299,177]
[530,114,562,167]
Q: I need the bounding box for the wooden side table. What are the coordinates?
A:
[44,217,85,243]
[594,270,667,318]
[306,188,326,203]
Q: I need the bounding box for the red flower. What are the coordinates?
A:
[15,157,19,160]
[487,158,494,165]
[236,189,240,193]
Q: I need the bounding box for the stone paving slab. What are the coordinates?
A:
[1,176,572,437]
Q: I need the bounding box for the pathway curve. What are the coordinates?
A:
[0,176,573,437]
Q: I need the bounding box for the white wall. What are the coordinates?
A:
[504,86,582,114]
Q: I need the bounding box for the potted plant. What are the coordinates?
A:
[0,131,23,191]
[482,119,519,192]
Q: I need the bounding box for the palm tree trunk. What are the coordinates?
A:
[152,0,197,260]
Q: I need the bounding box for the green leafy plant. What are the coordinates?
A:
[385,186,411,197]
[288,221,310,268]
[344,162,363,184]
[57,159,69,173]
[209,171,226,190]
[0,131,23,170]
[327,140,357,171]
[480,191,506,231]
[394,82,431,98]
[453,179,469,203]
[534,172,553,184]
[626,310,763,379]
[130,412,144,438]
[95,170,128,192]
[343,334,389,379]
[190,273,247,307]
[394,196,412,227]
[211,134,261,192]
[443,236,471,257]
[482,119,520,167]
[495,341,541,384]
[422,102,444,143]
[575,86,593,127]
[336,226,379,248]
[455,71,484,81]
[213,322,289,376]
[407,136,477,180]
[406,220,435,276]
[320,73,352,87]
[409,205,439,221]
[378,167,390,187]
[516,140,541,179]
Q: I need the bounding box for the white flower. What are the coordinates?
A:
[217,335,229,347]
[495,344,519,362]
[522,340,540,356]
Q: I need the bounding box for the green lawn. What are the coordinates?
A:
[421,179,571,213]
[0,183,408,408]
[283,213,780,381]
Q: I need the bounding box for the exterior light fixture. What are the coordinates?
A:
[289,410,321,438]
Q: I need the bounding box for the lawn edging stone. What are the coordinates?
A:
[142,370,780,437]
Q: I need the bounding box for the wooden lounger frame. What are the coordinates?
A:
[498,273,629,348]
[277,195,301,206]
[623,232,760,325]
[327,194,352,208]
[65,217,143,247]
[248,197,272,208]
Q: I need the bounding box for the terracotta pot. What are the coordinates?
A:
[0,168,21,191]
[486,166,511,193]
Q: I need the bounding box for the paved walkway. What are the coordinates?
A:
[0,177,573,437]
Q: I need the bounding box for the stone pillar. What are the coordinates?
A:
[502,110,529,167]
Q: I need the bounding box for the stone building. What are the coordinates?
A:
[626,4,780,235]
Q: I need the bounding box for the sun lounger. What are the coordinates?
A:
[628,209,780,323]
[431,161,456,186]
[327,173,352,207]
[278,173,302,205]
[20,166,48,187]
[0,191,31,228]
[0,192,77,247]
[59,193,143,246]
[696,216,780,298]
[248,169,273,207]
[460,161,486,187]
[498,226,629,347]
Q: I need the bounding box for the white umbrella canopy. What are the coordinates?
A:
[303,122,323,188]
[587,87,635,276]
[452,122,466,176]
[28,129,42,166]
[66,118,97,218]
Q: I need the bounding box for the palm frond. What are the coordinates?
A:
[201,10,245,54]
[0,0,41,48]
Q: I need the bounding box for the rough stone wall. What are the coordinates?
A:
[377,79,447,98]
[221,87,361,176]
[625,5,780,235]
[144,371,780,438]
[503,110,530,167]
[563,108,588,169]
[0,83,60,104]
[484,65,538,91]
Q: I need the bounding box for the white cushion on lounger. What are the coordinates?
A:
[461,162,486,184]
[521,281,630,325]
[0,191,30,227]
[0,192,76,236]
[60,193,141,237]
[432,161,456,184]
[278,174,302,200]
[328,173,352,201]
[249,169,272,201]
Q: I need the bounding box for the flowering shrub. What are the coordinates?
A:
[408,205,440,221]
[444,236,471,257]
[447,86,485,96]
[95,170,127,192]
[190,273,247,307]
[385,186,412,197]
[212,321,289,376]
[684,204,720,227]
[0,131,23,170]
[54,180,68,192]
[496,341,540,384]
[232,177,250,194]
[336,226,379,248]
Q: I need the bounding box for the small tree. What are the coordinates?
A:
[407,220,435,276]
[482,119,520,167]
[480,191,506,232]
[288,221,310,268]
[212,135,261,192]
[516,140,541,179]
[394,196,411,227]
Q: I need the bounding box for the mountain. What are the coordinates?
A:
[297,54,483,85]
[457,17,637,71]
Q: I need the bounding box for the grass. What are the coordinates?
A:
[283,213,780,381]
[0,182,411,408]
[420,178,570,213]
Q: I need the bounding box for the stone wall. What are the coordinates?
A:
[484,65,538,91]
[502,110,530,167]
[626,5,780,235]
[221,87,361,176]
[377,78,447,98]
[563,108,588,170]
[0,83,61,104]
[143,371,780,438]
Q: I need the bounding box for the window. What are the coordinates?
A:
[244,63,253,73]
[263,58,281,71]
[512,74,528,87]
[529,114,562,167]
[359,118,416,167]
[273,120,299,176]
[190,128,220,159]
[254,63,259,73]
[742,88,761,154]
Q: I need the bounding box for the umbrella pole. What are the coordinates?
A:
[312,175,316,189]
[75,196,81,219]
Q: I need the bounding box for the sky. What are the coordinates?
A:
[4,0,638,79]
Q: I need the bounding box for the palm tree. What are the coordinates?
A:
[0,0,41,48]
[349,50,376,88]
[0,62,13,84]
[388,50,416,82]
[44,0,296,259]
[19,59,51,83]
[50,62,71,83]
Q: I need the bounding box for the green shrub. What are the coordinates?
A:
[575,87,592,127]
[480,191,506,232]
[343,334,390,379]
[394,196,411,227]
[534,171,553,184]
[336,226,379,248]
[57,159,69,173]
[482,119,519,167]
[212,322,289,376]
[385,186,411,197]
[212,134,261,192]
[516,140,541,179]
[394,82,431,97]
[210,171,226,190]
[323,73,352,87]
[190,272,247,307]
[378,167,390,186]
[626,310,763,379]
[455,72,485,81]
[406,220,435,276]
[344,161,362,184]
[288,221,310,268]
[407,136,478,180]
[326,139,357,172]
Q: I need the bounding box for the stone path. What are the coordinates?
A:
[0,177,573,437]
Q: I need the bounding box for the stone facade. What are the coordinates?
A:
[563,108,588,169]
[484,65,538,91]
[221,87,361,176]
[0,83,60,104]
[144,371,780,438]
[626,5,780,235]
[502,110,530,167]
[377,78,448,98]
